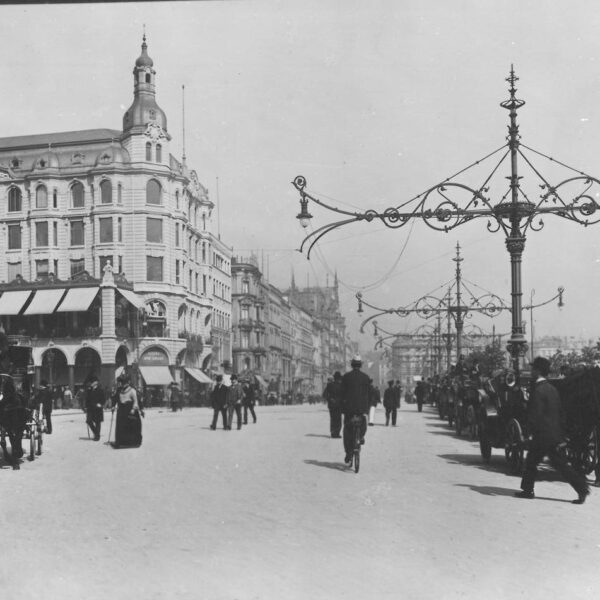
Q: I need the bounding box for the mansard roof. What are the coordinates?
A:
[0,129,123,151]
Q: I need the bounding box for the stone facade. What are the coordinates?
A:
[0,37,231,396]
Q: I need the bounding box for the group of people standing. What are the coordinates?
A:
[209,374,258,430]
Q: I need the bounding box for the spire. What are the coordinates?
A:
[291,268,296,290]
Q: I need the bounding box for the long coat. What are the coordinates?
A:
[211,384,228,410]
[527,378,563,447]
[85,385,105,423]
[323,380,342,409]
[340,369,371,415]
[383,387,396,409]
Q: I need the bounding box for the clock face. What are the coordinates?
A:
[145,122,164,142]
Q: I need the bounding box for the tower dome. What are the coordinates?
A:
[122,35,168,134]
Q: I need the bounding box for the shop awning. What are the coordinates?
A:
[117,288,145,310]
[23,289,66,315]
[0,290,33,316]
[255,375,268,389]
[56,287,99,312]
[139,366,174,386]
[184,367,212,384]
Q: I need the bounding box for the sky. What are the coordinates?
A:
[2,0,600,351]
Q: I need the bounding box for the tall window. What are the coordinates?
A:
[146,217,163,243]
[175,223,179,247]
[175,259,180,284]
[175,190,180,210]
[147,256,163,281]
[70,258,85,278]
[70,220,84,246]
[36,259,49,279]
[145,142,152,161]
[35,221,48,246]
[241,331,249,349]
[7,262,21,281]
[118,217,123,242]
[99,217,113,243]
[7,224,21,250]
[36,185,48,209]
[53,221,58,246]
[146,179,161,205]
[156,144,162,162]
[117,183,122,204]
[242,280,249,294]
[71,182,84,207]
[241,306,249,320]
[202,243,206,263]
[8,187,22,212]
[203,274,207,295]
[52,189,58,208]
[100,180,112,204]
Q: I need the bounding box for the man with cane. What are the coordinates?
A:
[85,375,105,441]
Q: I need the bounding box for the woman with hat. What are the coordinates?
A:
[113,373,142,448]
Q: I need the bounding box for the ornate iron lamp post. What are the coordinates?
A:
[292,68,598,382]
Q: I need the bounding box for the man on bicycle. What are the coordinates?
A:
[340,355,371,465]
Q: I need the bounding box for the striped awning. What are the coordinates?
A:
[0,290,33,316]
[56,287,99,312]
[23,289,66,315]
[139,366,174,386]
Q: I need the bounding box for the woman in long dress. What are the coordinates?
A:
[113,374,142,448]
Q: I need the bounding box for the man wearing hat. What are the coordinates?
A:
[340,355,371,464]
[227,374,244,430]
[515,356,590,504]
[210,375,228,430]
[85,374,105,441]
[36,380,53,434]
[383,379,398,426]
[169,382,182,412]
[323,371,343,438]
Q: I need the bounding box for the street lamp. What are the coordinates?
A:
[291,68,600,383]
[525,286,564,362]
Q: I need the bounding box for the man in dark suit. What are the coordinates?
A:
[85,374,105,441]
[209,375,228,430]
[340,356,371,464]
[515,356,590,504]
[36,380,53,434]
[383,380,397,426]
[323,371,343,438]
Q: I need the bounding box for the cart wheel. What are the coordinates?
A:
[505,418,524,475]
[581,427,598,475]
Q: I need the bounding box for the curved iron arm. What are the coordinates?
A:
[523,287,564,310]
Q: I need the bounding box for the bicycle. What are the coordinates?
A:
[348,414,364,473]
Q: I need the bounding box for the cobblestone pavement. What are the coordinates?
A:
[2,403,599,600]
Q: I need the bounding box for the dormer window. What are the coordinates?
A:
[11,158,20,169]
[149,109,156,120]
[38,158,47,168]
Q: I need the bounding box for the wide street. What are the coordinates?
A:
[2,401,600,600]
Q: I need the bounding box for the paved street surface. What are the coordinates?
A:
[2,402,600,600]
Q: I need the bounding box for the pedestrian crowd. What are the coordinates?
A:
[209,374,258,430]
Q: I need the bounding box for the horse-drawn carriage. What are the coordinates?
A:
[478,367,600,478]
[0,335,41,469]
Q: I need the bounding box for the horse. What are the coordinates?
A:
[0,373,30,470]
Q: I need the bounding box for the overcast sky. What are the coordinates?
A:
[2,0,600,350]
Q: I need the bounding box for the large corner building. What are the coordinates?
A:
[0,37,231,394]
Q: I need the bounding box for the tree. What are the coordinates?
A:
[467,342,508,377]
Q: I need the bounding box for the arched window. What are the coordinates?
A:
[146,179,162,205]
[145,142,152,161]
[117,183,122,204]
[8,187,22,212]
[71,182,84,208]
[100,180,112,204]
[36,185,48,209]
[156,144,162,163]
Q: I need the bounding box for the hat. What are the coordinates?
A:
[350,354,362,367]
[531,356,551,376]
[88,374,99,383]
[333,371,342,380]
[216,374,223,382]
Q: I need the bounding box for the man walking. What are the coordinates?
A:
[323,372,343,438]
[242,381,257,424]
[209,375,228,430]
[340,356,371,464]
[383,380,398,426]
[515,356,590,504]
[85,374,105,441]
[227,374,244,430]
[394,380,402,409]
[415,380,426,413]
[36,380,53,434]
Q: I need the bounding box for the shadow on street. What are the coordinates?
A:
[439,452,512,476]
[455,483,572,503]
[304,459,350,472]
[305,433,332,439]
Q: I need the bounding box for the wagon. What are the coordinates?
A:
[478,367,600,477]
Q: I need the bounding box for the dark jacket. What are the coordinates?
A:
[383,387,396,409]
[211,384,228,410]
[340,369,371,415]
[528,378,563,447]
[86,385,105,423]
[369,386,380,407]
[415,381,426,402]
[37,386,53,413]
[323,380,342,409]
